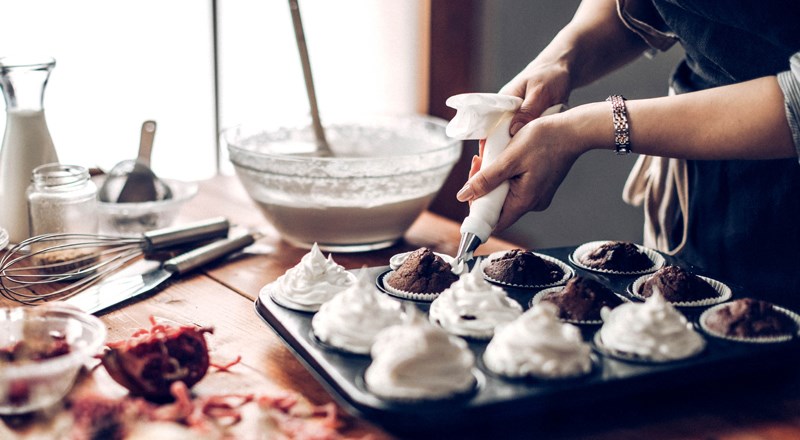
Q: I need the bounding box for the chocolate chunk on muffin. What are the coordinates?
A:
[640,266,718,303]
[541,277,622,322]
[484,249,564,286]
[386,247,458,294]
[704,298,797,338]
[579,241,652,272]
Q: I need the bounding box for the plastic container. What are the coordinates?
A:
[0,305,106,414]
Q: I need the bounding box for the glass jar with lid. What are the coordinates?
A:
[27,163,97,237]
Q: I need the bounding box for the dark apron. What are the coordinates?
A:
[651,0,800,301]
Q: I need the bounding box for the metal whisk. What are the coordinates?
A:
[0,217,230,305]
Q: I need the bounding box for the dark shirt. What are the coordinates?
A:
[650,0,800,302]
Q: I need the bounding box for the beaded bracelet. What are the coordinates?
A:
[606,95,631,155]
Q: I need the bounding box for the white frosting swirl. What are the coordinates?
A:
[269,243,355,311]
[429,266,523,338]
[311,271,402,354]
[483,303,592,379]
[599,292,705,362]
[365,308,475,400]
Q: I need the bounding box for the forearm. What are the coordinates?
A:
[569,76,797,160]
[532,0,649,89]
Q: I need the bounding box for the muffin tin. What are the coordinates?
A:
[254,245,800,435]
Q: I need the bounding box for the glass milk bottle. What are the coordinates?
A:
[0,56,59,243]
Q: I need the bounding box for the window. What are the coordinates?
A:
[1,0,428,180]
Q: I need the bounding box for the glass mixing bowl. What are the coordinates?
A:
[224,115,461,252]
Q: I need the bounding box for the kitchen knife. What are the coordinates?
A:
[65,232,257,314]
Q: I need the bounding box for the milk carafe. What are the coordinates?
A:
[0,57,59,243]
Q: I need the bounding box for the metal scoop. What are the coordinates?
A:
[98,120,172,203]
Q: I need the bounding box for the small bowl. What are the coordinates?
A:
[93,177,198,235]
[224,115,461,252]
[0,305,106,414]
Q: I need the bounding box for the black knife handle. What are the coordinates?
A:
[163,233,255,274]
[143,217,230,250]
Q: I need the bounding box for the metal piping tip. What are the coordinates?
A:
[452,232,482,275]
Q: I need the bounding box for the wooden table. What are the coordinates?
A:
[4,175,800,439]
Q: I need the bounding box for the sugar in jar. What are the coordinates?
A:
[27,163,98,237]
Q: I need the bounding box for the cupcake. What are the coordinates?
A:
[365,308,476,400]
[701,298,799,342]
[597,292,705,362]
[482,249,567,287]
[311,271,402,354]
[429,265,523,339]
[537,276,623,323]
[483,303,593,379]
[575,241,657,273]
[263,243,356,312]
[636,266,723,304]
[384,247,458,300]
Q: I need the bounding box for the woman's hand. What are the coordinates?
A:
[459,112,587,231]
[500,60,572,136]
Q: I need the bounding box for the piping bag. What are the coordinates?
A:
[446,93,563,274]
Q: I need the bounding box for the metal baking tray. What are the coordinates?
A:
[254,246,800,435]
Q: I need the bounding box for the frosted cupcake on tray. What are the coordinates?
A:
[429,265,523,339]
[629,265,731,307]
[365,307,476,401]
[483,303,593,380]
[311,271,402,355]
[571,240,664,275]
[262,243,356,312]
[595,291,706,363]
[532,276,624,325]
[481,249,573,289]
[383,247,458,301]
[700,298,800,343]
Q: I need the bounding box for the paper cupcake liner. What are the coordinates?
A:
[480,251,575,289]
[628,273,732,308]
[376,270,445,302]
[592,331,705,364]
[531,287,628,325]
[360,368,482,403]
[698,302,800,344]
[389,250,455,271]
[570,241,665,275]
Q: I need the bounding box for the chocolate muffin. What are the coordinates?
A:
[385,247,458,294]
[704,299,797,338]
[484,249,564,286]
[579,241,652,272]
[541,277,622,321]
[640,266,718,303]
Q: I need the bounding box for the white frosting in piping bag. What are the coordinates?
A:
[599,291,705,362]
[268,243,355,312]
[429,265,522,338]
[483,303,592,379]
[446,93,522,242]
[311,270,402,354]
[365,307,476,400]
